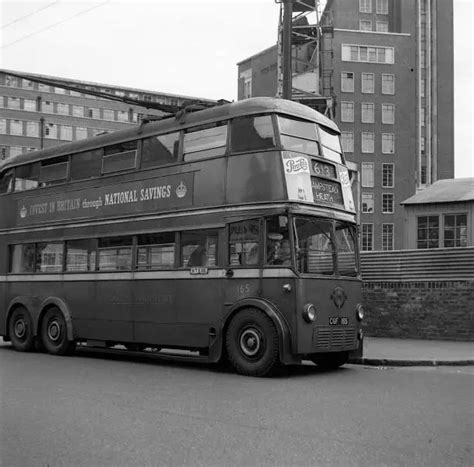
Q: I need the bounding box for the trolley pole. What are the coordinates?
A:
[282,0,293,100]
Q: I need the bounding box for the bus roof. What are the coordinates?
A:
[0,97,339,171]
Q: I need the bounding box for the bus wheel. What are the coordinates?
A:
[41,307,76,356]
[8,307,35,352]
[225,309,279,377]
[311,351,348,369]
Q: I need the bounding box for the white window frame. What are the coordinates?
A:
[362,192,374,213]
[23,99,37,112]
[57,103,69,115]
[75,127,88,140]
[341,72,354,92]
[382,223,394,251]
[361,73,375,93]
[342,44,394,64]
[341,131,354,153]
[361,162,374,187]
[7,97,21,109]
[382,163,395,188]
[44,123,58,139]
[26,121,39,137]
[60,125,73,141]
[10,120,23,136]
[376,21,388,32]
[361,132,375,153]
[376,0,388,14]
[382,133,395,154]
[381,74,395,94]
[361,223,374,251]
[359,20,372,31]
[341,101,354,122]
[382,193,394,214]
[361,103,375,123]
[359,0,372,13]
[382,104,395,124]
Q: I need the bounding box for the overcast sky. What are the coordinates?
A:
[0,0,472,177]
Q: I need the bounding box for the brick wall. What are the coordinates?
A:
[362,281,474,341]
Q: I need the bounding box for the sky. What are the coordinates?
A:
[0,0,472,177]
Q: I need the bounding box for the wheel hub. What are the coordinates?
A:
[240,329,261,357]
[14,319,26,339]
[48,320,61,342]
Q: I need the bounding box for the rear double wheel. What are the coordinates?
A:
[9,307,35,352]
[225,309,279,377]
[41,307,76,356]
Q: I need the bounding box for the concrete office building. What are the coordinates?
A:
[0,69,214,161]
[237,0,454,250]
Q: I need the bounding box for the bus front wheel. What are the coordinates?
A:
[41,307,76,356]
[9,307,35,352]
[225,309,279,377]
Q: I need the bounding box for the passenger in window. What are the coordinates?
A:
[267,233,291,265]
[188,245,207,267]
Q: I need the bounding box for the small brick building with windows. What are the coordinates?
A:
[400,178,474,249]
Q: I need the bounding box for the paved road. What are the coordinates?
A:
[1,343,472,466]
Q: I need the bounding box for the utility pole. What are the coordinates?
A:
[282,0,293,100]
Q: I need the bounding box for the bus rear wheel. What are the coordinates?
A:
[9,307,35,352]
[41,307,76,356]
[225,309,279,377]
[311,351,348,369]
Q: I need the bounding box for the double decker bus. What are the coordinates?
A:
[0,97,364,376]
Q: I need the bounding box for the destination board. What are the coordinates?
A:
[311,177,344,206]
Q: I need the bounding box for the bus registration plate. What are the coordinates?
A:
[329,317,349,326]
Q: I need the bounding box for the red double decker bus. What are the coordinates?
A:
[0,97,364,376]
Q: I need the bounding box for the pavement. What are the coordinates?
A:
[351,337,474,366]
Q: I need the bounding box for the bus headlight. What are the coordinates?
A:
[302,304,316,323]
[356,303,364,321]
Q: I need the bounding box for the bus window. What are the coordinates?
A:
[102,141,138,174]
[0,169,14,194]
[66,239,97,272]
[137,232,175,269]
[230,115,276,152]
[265,216,291,266]
[183,124,227,162]
[229,219,260,266]
[70,149,102,180]
[318,126,343,164]
[14,163,40,191]
[98,236,133,270]
[36,242,63,272]
[278,116,320,157]
[9,243,35,273]
[181,230,218,267]
[141,132,179,169]
[334,222,358,277]
[39,156,69,186]
[294,217,334,275]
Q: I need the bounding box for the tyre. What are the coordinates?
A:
[225,308,279,377]
[311,351,348,369]
[41,307,76,356]
[8,307,35,352]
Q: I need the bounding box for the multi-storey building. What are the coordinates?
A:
[237,0,454,251]
[0,69,214,161]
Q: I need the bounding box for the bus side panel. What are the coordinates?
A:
[227,152,286,204]
[188,158,226,209]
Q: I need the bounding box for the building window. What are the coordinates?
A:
[381,74,395,94]
[75,127,88,140]
[72,105,84,117]
[7,97,21,109]
[243,77,252,99]
[60,125,73,141]
[341,131,354,153]
[26,121,39,137]
[341,72,354,92]
[10,120,23,136]
[24,99,37,112]
[0,119,6,134]
[103,109,115,121]
[420,108,426,126]
[361,103,375,123]
[361,162,374,187]
[382,104,395,124]
[342,45,394,64]
[359,0,372,13]
[362,192,374,213]
[361,73,374,93]
[341,101,354,122]
[88,108,100,119]
[54,87,66,95]
[420,50,426,68]
[22,79,35,90]
[376,0,388,14]
[382,163,394,187]
[420,136,425,154]
[42,101,54,113]
[382,224,394,250]
[376,21,388,32]
[5,75,18,87]
[382,193,394,213]
[420,78,425,97]
[362,132,374,153]
[117,110,129,122]
[44,123,58,139]
[382,133,395,154]
[444,214,468,247]
[359,20,372,31]
[38,83,51,92]
[361,224,374,251]
[57,103,69,115]
[417,215,439,249]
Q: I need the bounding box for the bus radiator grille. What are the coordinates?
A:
[312,327,356,351]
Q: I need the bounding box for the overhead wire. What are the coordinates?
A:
[1,0,111,49]
[1,1,60,29]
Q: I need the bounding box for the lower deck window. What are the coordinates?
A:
[137,232,175,269]
[181,230,218,267]
[66,239,97,271]
[98,237,133,270]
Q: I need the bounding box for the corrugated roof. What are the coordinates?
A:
[402,178,474,205]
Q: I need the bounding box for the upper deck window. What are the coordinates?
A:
[318,126,343,163]
[15,163,40,191]
[0,169,14,194]
[71,149,103,180]
[102,141,138,174]
[39,156,69,186]
[278,116,320,157]
[141,132,179,169]
[230,115,275,153]
[183,123,227,162]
